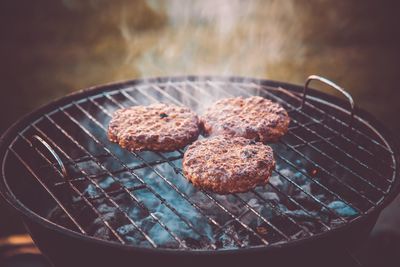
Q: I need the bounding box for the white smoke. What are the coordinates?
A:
[120,0,305,78]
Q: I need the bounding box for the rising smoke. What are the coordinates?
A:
[119,0,305,78]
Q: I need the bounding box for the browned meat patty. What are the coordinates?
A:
[108,103,200,152]
[201,96,290,142]
[183,136,275,194]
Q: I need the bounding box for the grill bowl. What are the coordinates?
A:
[1,76,399,266]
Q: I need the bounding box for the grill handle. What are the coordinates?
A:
[31,135,68,179]
[302,75,355,127]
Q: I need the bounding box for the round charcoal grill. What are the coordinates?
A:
[0,75,399,267]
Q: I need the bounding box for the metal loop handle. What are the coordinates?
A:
[302,75,355,127]
[31,135,68,179]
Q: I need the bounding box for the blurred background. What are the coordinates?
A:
[0,0,399,265]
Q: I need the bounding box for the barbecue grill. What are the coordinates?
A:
[0,75,399,267]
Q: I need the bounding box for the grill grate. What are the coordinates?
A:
[3,77,397,250]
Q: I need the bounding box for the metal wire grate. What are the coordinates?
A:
[3,77,397,250]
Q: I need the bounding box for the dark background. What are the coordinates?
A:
[0,0,399,265]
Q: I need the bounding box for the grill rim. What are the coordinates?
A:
[1,75,399,255]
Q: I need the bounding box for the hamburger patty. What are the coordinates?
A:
[201,96,290,142]
[183,136,275,194]
[108,103,200,152]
